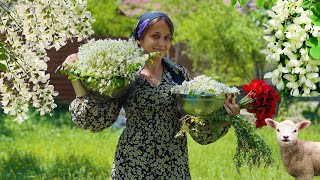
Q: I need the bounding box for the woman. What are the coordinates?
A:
[65,11,240,179]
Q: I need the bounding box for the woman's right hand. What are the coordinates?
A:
[63,53,79,69]
[63,53,88,97]
[61,53,79,78]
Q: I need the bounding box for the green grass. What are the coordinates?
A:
[0,107,320,180]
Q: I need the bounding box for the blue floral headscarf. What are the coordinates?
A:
[131,11,174,41]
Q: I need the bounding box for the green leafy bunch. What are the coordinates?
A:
[176,109,272,172]
[59,62,129,97]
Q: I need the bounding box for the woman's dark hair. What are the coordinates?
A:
[131,11,174,41]
[138,17,174,40]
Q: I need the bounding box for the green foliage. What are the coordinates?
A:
[0,107,119,179]
[1,151,44,179]
[310,2,320,25]
[310,44,320,59]
[0,63,7,72]
[160,0,265,85]
[232,117,272,171]
[204,109,272,172]
[87,0,136,36]
[57,64,80,81]
[230,0,278,8]
[276,97,320,124]
[0,108,320,179]
[176,108,272,172]
[248,0,274,27]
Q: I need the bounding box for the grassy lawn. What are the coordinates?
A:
[0,106,319,180]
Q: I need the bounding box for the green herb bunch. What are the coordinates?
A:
[176,109,272,172]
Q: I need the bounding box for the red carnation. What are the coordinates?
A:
[240,80,280,128]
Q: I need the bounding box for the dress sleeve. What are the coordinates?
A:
[179,66,229,145]
[69,92,124,132]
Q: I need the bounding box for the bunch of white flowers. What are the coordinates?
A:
[0,0,94,123]
[262,0,320,97]
[62,38,151,97]
[171,75,239,95]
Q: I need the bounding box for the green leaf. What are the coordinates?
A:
[302,1,313,9]
[0,47,6,53]
[310,44,320,59]
[314,2,320,14]
[0,63,7,72]
[0,53,8,60]
[111,77,125,89]
[306,37,318,47]
[68,74,80,81]
[239,0,246,7]
[310,15,320,25]
[87,76,92,82]
[256,0,265,8]
[208,89,215,94]
[230,0,237,10]
[147,59,153,64]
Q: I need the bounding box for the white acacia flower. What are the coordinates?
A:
[312,26,320,37]
[170,75,239,95]
[264,68,284,90]
[0,0,94,122]
[262,0,320,97]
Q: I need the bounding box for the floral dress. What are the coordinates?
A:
[69,64,229,179]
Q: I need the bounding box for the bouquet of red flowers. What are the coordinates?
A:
[240,80,281,128]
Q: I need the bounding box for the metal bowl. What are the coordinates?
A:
[176,93,236,116]
[81,80,129,98]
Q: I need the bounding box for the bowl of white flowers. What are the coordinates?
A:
[171,75,239,115]
[60,38,153,98]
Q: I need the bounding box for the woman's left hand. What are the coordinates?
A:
[224,101,240,116]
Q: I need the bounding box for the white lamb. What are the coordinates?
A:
[265,118,320,180]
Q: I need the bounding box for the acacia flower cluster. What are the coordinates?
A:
[262,0,320,97]
[170,75,239,95]
[60,38,151,97]
[0,0,94,123]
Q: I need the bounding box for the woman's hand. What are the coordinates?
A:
[63,53,88,97]
[60,53,79,76]
[64,53,78,64]
[224,101,240,116]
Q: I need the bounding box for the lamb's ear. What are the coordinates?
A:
[265,118,277,129]
[298,120,311,130]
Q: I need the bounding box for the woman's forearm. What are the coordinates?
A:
[71,80,88,97]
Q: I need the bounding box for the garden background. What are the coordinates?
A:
[0,0,319,179]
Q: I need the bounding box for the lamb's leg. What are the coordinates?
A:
[296,175,313,180]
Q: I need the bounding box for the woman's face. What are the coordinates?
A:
[139,20,172,60]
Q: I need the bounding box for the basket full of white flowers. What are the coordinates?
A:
[171,75,239,115]
[60,38,152,98]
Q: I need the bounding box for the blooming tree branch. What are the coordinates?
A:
[262,0,320,97]
[0,0,95,123]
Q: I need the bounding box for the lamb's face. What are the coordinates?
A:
[266,118,311,148]
[275,120,299,147]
